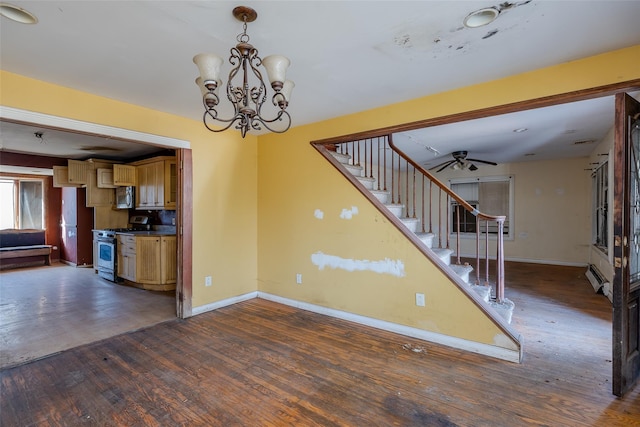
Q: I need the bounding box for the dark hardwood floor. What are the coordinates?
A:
[2,262,639,426]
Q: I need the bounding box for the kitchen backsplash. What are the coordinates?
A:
[130,209,176,226]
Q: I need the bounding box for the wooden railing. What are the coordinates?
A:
[321,134,507,303]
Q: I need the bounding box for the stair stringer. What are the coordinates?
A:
[315,144,522,361]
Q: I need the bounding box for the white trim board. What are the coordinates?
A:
[0,106,190,149]
[191,291,258,316]
[258,292,521,363]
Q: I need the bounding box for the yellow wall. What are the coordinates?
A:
[257,45,640,347]
[0,71,259,308]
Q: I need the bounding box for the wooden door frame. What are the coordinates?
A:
[176,148,193,318]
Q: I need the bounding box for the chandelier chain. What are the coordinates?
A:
[237,20,250,43]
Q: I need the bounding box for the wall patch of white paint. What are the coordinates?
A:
[340,206,359,219]
[314,209,324,219]
[311,251,405,277]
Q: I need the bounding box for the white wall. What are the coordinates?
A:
[427,157,592,266]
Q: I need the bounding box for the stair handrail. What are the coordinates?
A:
[387,135,506,302]
[387,135,506,224]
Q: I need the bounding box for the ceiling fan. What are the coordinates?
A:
[429,150,497,172]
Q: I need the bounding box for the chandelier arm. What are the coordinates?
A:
[202,111,244,133]
[251,110,292,134]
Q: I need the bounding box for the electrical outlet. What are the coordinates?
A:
[296,273,302,284]
[415,293,425,307]
[205,276,212,286]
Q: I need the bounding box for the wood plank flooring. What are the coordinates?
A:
[0,263,175,368]
[2,262,640,426]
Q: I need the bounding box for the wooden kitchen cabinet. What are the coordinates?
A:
[133,156,176,210]
[67,160,91,185]
[160,235,177,284]
[113,164,137,186]
[136,236,162,284]
[85,163,115,207]
[96,168,117,188]
[117,234,137,282]
[53,166,82,188]
[117,233,176,290]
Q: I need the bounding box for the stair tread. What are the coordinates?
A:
[450,263,474,274]
[330,151,351,163]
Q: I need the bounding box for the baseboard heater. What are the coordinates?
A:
[585,264,612,303]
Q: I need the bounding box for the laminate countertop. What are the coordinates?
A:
[115,230,176,236]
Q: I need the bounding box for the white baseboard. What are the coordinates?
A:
[191,291,258,316]
[258,292,522,363]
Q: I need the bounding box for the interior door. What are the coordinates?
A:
[612,92,640,397]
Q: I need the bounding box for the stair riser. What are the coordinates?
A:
[330,152,351,164]
[371,191,390,204]
[345,164,364,177]
[401,219,420,233]
[356,177,376,190]
[387,205,403,217]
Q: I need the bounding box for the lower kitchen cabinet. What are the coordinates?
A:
[117,234,176,291]
[117,234,137,282]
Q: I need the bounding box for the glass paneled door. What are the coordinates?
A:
[612,92,640,397]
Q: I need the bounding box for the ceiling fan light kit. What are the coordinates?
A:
[193,6,294,138]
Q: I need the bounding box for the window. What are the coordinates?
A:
[449,176,512,237]
[592,162,608,252]
[0,178,44,229]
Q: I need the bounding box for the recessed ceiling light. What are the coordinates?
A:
[0,3,37,24]
[463,7,499,28]
[513,128,528,133]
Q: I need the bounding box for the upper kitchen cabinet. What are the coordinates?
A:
[53,166,82,188]
[67,159,91,185]
[86,160,118,207]
[96,168,117,189]
[133,156,176,210]
[113,164,136,186]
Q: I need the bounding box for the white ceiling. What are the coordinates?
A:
[1,1,639,166]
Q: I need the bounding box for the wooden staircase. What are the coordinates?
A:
[329,149,492,304]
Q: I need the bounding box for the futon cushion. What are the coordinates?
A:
[0,229,46,248]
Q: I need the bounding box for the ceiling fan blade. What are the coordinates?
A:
[429,160,455,171]
[468,163,478,171]
[467,158,497,166]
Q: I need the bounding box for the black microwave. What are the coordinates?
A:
[115,186,135,209]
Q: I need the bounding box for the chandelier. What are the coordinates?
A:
[193,6,294,138]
